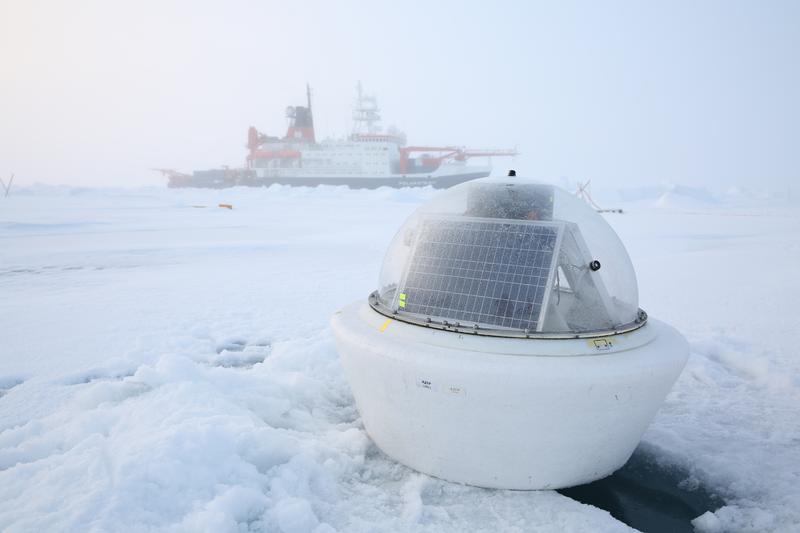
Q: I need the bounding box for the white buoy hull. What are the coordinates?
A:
[331,301,689,490]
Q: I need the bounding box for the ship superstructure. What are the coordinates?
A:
[163,84,517,189]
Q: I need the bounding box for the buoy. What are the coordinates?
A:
[331,176,689,490]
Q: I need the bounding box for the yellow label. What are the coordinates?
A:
[379,319,392,332]
[398,292,407,308]
[588,337,614,351]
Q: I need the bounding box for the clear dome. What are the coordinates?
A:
[374,177,642,335]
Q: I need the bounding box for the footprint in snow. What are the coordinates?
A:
[0,376,25,398]
[212,338,271,368]
[61,368,137,386]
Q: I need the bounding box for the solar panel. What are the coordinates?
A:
[395,216,563,331]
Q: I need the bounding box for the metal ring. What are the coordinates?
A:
[368,291,647,339]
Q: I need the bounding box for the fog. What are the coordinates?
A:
[1,0,798,191]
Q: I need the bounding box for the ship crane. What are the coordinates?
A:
[398,146,518,174]
[152,168,191,180]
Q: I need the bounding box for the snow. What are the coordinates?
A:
[1,184,799,532]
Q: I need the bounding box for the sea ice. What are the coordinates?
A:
[0,184,797,532]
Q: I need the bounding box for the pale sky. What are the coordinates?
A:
[1,0,798,190]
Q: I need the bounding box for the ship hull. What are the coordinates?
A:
[169,171,490,190]
[250,171,489,189]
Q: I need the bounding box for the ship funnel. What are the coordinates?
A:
[284,84,316,143]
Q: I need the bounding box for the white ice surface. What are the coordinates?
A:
[1,185,798,532]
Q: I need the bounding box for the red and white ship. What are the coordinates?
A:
[163,84,517,189]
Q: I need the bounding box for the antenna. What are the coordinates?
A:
[0,173,13,197]
[575,180,623,214]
